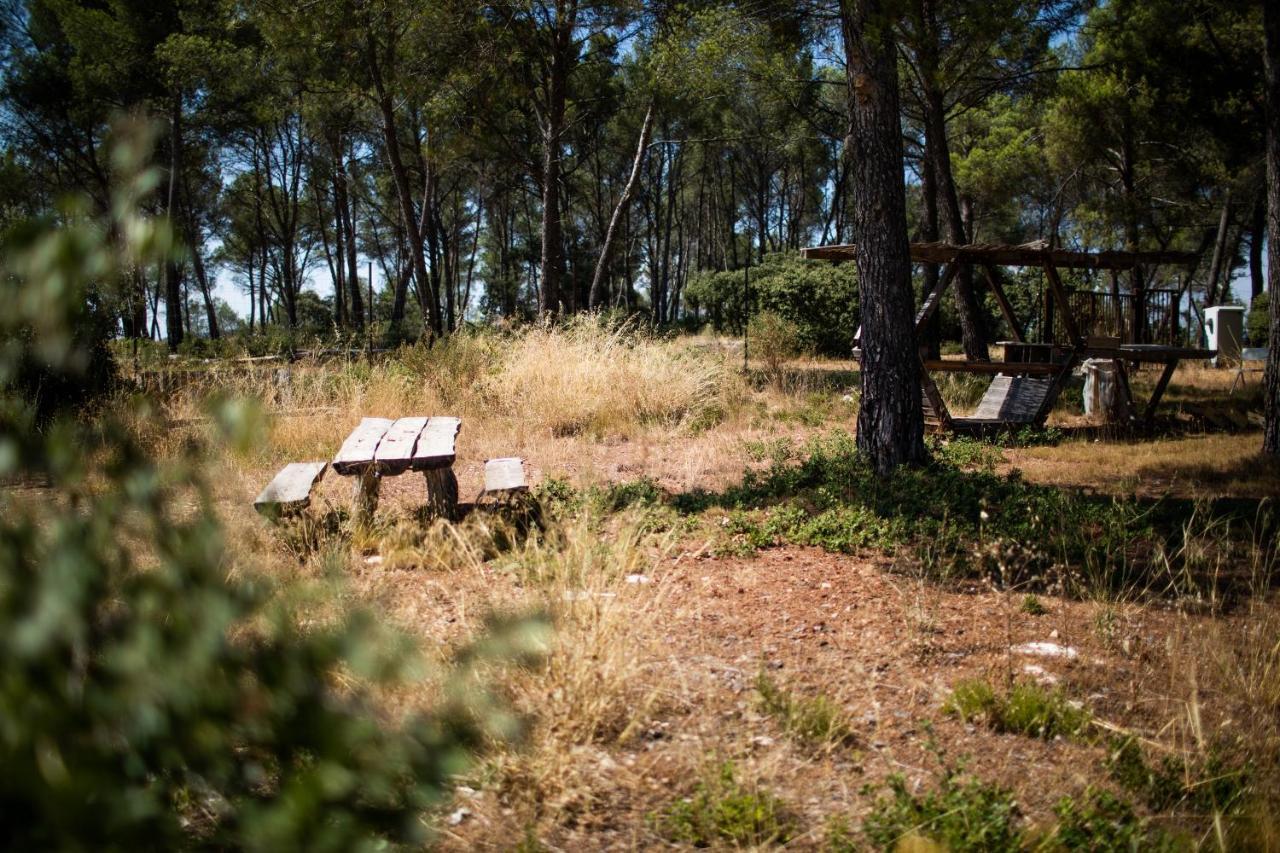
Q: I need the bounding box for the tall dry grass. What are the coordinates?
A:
[132,318,745,470]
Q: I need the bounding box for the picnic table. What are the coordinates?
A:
[331,416,461,523]
[255,416,531,523]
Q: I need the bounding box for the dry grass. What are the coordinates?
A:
[1007,433,1280,498]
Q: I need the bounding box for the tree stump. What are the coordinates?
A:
[353,467,380,526]
[423,467,459,521]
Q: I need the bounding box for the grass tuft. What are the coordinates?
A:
[656,761,796,847]
[944,679,1091,740]
[755,672,856,750]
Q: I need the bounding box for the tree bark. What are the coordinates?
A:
[917,0,988,361]
[1204,189,1233,307]
[1264,0,1280,455]
[842,0,927,473]
[920,138,941,360]
[164,92,185,351]
[538,0,578,316]
[1250,189,1265,302]
[366,31,441,337]
[590,100,655,309]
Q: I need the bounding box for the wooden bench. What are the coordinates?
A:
[332,416,462,523]
[482,457,528,502]
[254,461,328,518]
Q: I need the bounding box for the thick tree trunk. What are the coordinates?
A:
[590,100,655,309]
[1264,1,1280,455]
[842,0,927,473]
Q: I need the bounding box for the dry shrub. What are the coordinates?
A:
[483,317,735,437]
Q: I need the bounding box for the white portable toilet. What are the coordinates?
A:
[1204,305,1244,365]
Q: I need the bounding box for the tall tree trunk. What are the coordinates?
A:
[1204,189,1233,307]
[842,0,926,473]
[1264,0,1280,455]
[164,92,185,351]
[366,31,441,337]
[1250,190,1265,302]
[590,100,655,309]
[920,139,941,360]
[918,0,988,360]
[538,0,578,316]
[341,153,364,329]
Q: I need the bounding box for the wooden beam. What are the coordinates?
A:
[914,262,959,332]
[1111,358,1138,422]
[802,242,1199,270]
[1041,263,1083,348]
[919,366,953,430]
[1032,354,1078,425]
[980,264,1024,343]
[923,360,1060,375]
[1142,359,1179,424]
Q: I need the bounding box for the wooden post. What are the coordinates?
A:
[353,467,380,526]
[423,468,459,521]
[980,264,1024,343]
[1143,359,1179,424]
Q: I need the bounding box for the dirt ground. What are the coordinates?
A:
[206,357,1277,850]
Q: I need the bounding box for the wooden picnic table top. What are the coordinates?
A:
[332,416,461,475]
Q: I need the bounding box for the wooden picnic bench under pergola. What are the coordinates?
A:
[800,241,1216,434]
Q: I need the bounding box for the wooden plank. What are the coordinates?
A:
[802,242,1198,270]
[980,264,1025,343]
[1142,359,1178,424]
[924,360,1059,375]
[1111,359,1138,421]
[919,368,953,430]
[410,416,462,470]
[373,416,429,474]
[332,417,394,475]
[1033,354,1078,424]
[914,262,959,332]
[971,376,1054,423]
[1042,263,1083,347]
[254,462,327,515]
[484,457,528,493]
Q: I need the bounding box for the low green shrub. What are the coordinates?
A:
[675,430,1273,598]
[1048,786,1179,851]
[1106,737,1250,816]
[862,768,1022,852]
[755,673,856,749]
[944,679,1091,740]
[656,762,796,847]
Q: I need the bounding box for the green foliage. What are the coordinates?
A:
[676,430,1273,597]
[0,132,549,848]
[1021,594,1048,616]
[686,252,859,356]
[1247,291,1270,347]
[1048,786,1179,851]
[1106,737,1250,816]
[656,762,796,847]
[748,310,802,379]
[754,673,856,749]
[862,768,1023,852]
[943,680,1091,740]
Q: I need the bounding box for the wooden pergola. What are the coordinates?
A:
[800,241,1214,433]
